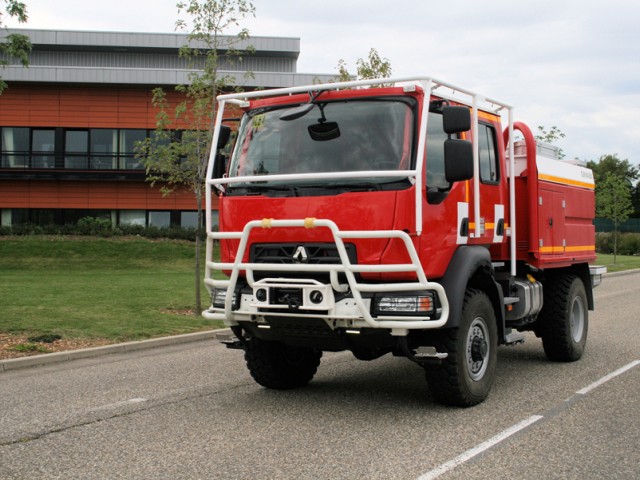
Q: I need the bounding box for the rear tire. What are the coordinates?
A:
[537,275,588,362]
[425,289,497,407]
[244,337,322,389]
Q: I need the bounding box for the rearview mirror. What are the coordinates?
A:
[308,122,341,141]
[442,106,471,134]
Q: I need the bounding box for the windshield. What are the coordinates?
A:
[227,98,415,187]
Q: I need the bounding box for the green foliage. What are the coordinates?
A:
[335,48,392,85]
[597,232,640,257]
[0,222,204,240]
[1,0,32,94]
[596,174,635,262]
[588,154,640,219]
[586,154,639,185]
[596,174,634,224]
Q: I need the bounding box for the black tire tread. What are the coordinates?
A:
[425,288,496,407]
[537,274,587,362]
[244,338,322,390]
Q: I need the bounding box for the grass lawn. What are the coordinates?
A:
[595,253,640,273]
[0,236,224,342]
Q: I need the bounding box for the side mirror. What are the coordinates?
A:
[444,139,473,182]
[442,106,471,134]
[217,125,232,150]
[213,153,228,179]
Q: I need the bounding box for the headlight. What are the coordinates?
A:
[211,288,237,309]
[373,293,436,316]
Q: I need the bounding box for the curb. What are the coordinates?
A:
[0,329,225,373]
[603,268,640,278]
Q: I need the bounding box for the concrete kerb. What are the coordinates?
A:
[2,269,638,374]
[0,329,225,373]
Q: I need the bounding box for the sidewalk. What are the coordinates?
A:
[0,329,223,373]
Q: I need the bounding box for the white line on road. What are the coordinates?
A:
[575,360,640,395]
[417,360,640,480]
[417,415,543,480]
[91,397,147,412]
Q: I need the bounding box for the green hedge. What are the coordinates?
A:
[596,232,640,255]
[0,217,209,241]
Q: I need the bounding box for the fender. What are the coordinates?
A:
[437,246,505,333]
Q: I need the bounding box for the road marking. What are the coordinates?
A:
[575,360,640,395]
[92,397,147,412]
[417,360,640,480]
[417,415,543,480]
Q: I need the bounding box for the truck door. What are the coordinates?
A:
[473,120,506,246]
[539,189,566,255]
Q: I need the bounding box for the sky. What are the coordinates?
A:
[9,0,640,165]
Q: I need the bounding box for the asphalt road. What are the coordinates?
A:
[1,272,639,479]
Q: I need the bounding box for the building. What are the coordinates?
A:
[0,29,333,229]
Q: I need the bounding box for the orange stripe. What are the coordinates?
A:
[538,173,594,190]
[540,245,595,253]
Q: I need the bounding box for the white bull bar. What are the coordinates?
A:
[202,218,450,330]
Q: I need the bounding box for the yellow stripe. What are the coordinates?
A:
[538,173,595,190]
[565,245,595,252]
[540,245,595,253]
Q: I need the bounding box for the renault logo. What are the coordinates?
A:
[292,246,309,263]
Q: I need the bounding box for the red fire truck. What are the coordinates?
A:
[203,76,605,406]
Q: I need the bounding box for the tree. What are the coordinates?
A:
[335,48,392,83]
[137,0,255,315]
[0,0,31,94]
[535,125,566,159]
[596,173,634,263]
[587,154,640,218]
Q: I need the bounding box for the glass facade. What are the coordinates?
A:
[1,127,150,170]
[1,209,202,229]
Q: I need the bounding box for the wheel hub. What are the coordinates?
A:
[471,336,488,362]
[466,318,490,381]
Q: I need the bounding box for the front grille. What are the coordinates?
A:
[249,243,357,281]
[250,243,357,264]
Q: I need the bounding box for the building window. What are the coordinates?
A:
[90,129,117,169]
[65,130,89,169]
[180,211,198,229]
[119,129,146,170]
[31,130,56,168]
[1,127,30,168]
[119,210,146,226]
[149,211,170,228]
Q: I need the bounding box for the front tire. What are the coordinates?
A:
[537,275,588,362]
[244,337,322,390]
[425,289,498,407]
